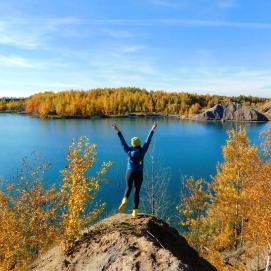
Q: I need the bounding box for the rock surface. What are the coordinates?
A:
[261,101,271,113]
[30,214,216,271]
[194,102,268,122]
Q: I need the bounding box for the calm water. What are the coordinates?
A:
[0,114,270,220]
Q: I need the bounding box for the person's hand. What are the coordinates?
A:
[151,122,158,131]
[112,123,120,132]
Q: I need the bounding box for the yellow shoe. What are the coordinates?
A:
[118,197,128,213]
[131,209,138,217]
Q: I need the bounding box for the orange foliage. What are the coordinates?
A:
[61,137,112,249]
[178,129,271,270]
[0,137,111,270]
[24,88,268,117]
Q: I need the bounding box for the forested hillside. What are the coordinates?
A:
[1,88,269,117]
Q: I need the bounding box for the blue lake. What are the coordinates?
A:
[0,114,270,222]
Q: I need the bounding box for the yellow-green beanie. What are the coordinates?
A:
[131,137,141,147]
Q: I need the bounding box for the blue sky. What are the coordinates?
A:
[1,0,271,98]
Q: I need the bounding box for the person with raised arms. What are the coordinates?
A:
[112,122,158,217]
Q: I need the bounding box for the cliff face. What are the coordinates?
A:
[30,214,216,271]
[194,102,268,122]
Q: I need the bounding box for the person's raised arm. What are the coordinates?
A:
[112,123,130,153]
[142,122,157,153]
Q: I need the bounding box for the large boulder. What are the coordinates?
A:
[194,102,268,122]
[30,214,216,271]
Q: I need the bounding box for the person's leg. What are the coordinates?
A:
[119,170,134,213]
[124,170,133,198]
[133,171,143,210]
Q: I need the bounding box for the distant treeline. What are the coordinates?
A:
[0,98,25,112]
[1,88,269,117]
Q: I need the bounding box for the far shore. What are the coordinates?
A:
[0,110,270,122]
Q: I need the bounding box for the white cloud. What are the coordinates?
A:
[2,17,271,38]
[0,22,42,49]
[0,17,81,49]
[0,54,68,69]
[82,18,271,29]
[0,16,269,53]
[0,55,38,68]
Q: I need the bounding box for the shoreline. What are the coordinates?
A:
[0,111,269,122]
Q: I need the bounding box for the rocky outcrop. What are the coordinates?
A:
[30,214,216,271]
[259,101,271,120]
[261,101,271,113]
[194,102,268,122]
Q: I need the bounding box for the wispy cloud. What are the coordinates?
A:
[0,55,36,68]
[1,17,81,25]
[0,17,81,49]
[0,22,41,49]
[0,16,270,52]
[2,17,271,29]
[0,54,67,69]
[74,18,271,29]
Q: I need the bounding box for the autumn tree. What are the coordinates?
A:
[244,130,271,269]
[0,155,61,270]
[177,177,211,254]
[177,129,268,270]
[60,136,112,249]
[189,103,201,115]
[0,137,112,269]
